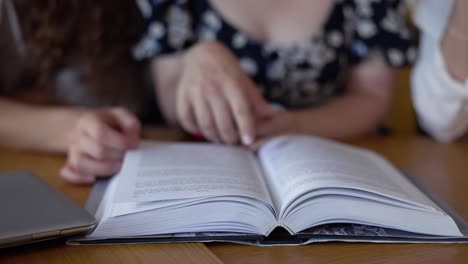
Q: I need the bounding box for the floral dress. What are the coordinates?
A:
[133,0,416,109]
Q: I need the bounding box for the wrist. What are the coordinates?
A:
[39,107,88,153]
[282,111,304,135]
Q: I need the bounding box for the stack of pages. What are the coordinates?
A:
[72,135,468,245]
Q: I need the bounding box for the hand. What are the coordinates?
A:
[250,110,297,150]
[60,107,141,184]
[176,41,277,145]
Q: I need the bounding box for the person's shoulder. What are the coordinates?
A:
[132,0,198,60]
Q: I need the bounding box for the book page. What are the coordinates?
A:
[113,141,272,205]
[258,135,438,214]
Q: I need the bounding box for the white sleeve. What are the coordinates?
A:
[411,0,468,142]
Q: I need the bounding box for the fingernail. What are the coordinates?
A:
[193,132,205,141]
[242,134,254,145]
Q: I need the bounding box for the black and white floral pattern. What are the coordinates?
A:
[133,0,415,108]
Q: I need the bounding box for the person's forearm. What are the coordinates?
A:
[290,54,394,140]
[0,98,84,153]
[290,93,390,139]
[441,0,468,80]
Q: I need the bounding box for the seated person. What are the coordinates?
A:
[134,0,416,146]
[0,0,154,183]
[411,0,468,142]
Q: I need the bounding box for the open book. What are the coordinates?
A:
[73,135,468,245]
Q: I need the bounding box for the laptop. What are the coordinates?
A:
[0,171,96,248]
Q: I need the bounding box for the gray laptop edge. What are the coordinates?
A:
[0,171,96,248]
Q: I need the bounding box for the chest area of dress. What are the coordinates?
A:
[192,1,351,79]
[205,0,336,46]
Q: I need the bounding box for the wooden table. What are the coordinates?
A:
[1,128,467,263]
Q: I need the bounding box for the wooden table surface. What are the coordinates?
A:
[0,127,467,264]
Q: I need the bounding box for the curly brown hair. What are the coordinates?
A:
[14,0,145,86]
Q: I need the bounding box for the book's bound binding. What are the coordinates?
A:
[68,172,468,246]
